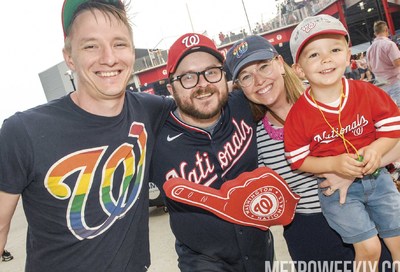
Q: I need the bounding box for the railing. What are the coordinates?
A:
[134,49,168,72]
[134,0,337,73]
[218,0,337,45]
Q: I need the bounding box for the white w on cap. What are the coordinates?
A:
[289,14,349,63]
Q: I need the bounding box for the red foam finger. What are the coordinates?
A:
[163,167,300,231]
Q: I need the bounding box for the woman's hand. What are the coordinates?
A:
[319,173,355,204]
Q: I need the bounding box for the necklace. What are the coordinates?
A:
[309,87,359,156]
[269,110,285,126]
[262,115,284,140]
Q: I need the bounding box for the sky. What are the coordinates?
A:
[0,0,277,123]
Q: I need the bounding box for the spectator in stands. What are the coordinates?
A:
[356,52,373,82]
[349,54,360,80]
[218,31,226,44]
[344,63,353,80]
[240,29,247,38]
[367,20,400,107]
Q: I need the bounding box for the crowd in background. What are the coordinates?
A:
[218,0,335,45]
[345,52,375,82]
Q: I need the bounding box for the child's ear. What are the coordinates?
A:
[292,63,306,80]
[346,48,352,67]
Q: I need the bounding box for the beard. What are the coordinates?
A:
[173,83,229,120]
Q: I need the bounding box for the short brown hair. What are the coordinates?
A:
[373,21,388,35]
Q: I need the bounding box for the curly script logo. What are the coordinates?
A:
[44,122,147,240]
[300,21,317,34]
[182,34,200,48]
[243,186,284,221]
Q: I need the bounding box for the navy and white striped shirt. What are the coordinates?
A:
[256,120,321,213]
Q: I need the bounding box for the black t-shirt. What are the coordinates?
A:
[0,92,174,272]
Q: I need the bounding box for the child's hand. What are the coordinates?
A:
[332,153,364,178]
[358,147,381,175]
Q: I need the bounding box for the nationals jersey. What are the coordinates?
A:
[0,92,174,272]
[150,90,274,272]
[285,78,400,170]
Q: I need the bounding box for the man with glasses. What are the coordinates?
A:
[150,33,274,271]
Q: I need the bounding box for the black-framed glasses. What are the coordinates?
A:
[170,66,224,89]
[236,56,278,88]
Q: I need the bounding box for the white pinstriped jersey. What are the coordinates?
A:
[285,78,400,170]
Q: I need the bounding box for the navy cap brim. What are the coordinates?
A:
[232,50,276,81]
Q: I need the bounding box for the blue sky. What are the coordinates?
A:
[0,0,276,123]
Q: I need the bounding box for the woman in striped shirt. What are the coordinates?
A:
[225,35,394,269]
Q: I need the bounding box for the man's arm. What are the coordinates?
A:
[382,140,400,166]
[0,191,19,255]
[320,139,400,204]
[393,58,400,68]
[359,137,399,175]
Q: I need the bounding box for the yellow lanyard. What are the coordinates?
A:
[310,87,380,176]
[310,87,360,157]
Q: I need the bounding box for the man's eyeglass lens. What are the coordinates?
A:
[171,67,223,89]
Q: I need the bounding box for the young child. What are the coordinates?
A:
[285,14,400,270]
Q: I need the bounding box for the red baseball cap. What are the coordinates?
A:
[167,33,224,76]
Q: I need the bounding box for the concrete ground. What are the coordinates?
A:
[1,201,292,272]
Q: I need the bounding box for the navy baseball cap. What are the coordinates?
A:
[225,35,278,81]
[62,0,124,38]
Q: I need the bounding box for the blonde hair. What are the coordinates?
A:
[248,61,304,122]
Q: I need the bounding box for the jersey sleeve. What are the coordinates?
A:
[284,98,312,170]
[152,95,175,136]
[0,114,34,193]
